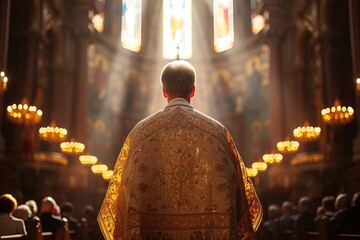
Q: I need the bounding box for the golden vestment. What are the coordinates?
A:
[98,98,262,240]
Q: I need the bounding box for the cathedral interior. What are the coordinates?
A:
[0,0,360,222]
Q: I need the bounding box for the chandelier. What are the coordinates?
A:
[91,164,108,174]
[321,99,354,125]
[277,139,300,153]
[293,121,321,142]
[39,121,67,142]
[0,71,8,92]
[7,98,43,125]
[246,168,258,178]
[79,154,98,165]
[262,153,283,164]
[60,138,85,154]
[102,170,114,180]
[251,161,268,171]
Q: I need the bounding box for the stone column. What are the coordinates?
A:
[262,0,288,147]
[68,0,93,147]
[23,0,42,102]
[0,0,10,70]
[349,0,360,162]
[319,0,353,162]
[0,0,11,155]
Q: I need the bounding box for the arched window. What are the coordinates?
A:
[121,0,142,52]
[213,0,234,53]
[162,0,192,59]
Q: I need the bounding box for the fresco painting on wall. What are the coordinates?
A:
[212,70,236,115]
[208,48,270,166]
[88,46,113,163]
[243,55,270,164]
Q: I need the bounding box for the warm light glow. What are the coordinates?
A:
[262,153,283,164]
[246,167,258,177]
[39,121,67,142]
[60,139,85,154]
[7,98,43,125]
[356,78,360,94]
[277,140,300,153]
[102,170,114,180]
[91,164,108,174]
[251,14,265,34]
[79,155,98,165]
[321,99,354,125]
[92,13,104,32]
[293,121,321,142]
[251,161,267,171]
[162,0,192,59]
[250,0,265,34]
[0,71,8,92]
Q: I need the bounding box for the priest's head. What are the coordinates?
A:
[160,60,196,103]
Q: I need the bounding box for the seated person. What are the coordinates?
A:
[25,200,38,218]
[262,204,280,232]
[314,196,335,230]
[333,192,360,235]
[12,204,32,228]
[278,201,295,231]
[291,196,315,232]
[0,194,27,236]
[61,202,80,239]
[39,196,66,235]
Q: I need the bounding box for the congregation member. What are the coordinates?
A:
[12,204,32,228]
[314,195,335,230]
[39,196,69,238]
[332,192,360,235]
[0,194,27,236]
[61,201,80,240]
[278,201,296,231]
[291,196,315,232]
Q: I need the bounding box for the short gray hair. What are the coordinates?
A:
[12,204,31,220]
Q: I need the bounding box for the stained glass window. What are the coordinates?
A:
[251,0,265,34]
[162,0,192,59]
[213,0,234,53]
[121,0,142,52]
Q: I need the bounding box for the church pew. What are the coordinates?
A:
[267,215,360,240]
[0,234,25,240]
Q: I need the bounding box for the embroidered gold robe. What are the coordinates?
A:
[98,98,262,240]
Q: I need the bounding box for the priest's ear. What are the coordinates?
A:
[162,87,168,99]
[190,85,196,98]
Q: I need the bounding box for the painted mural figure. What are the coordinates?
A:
[214,73,236,114]
[249,63,263,111]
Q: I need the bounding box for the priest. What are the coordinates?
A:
[98,60,262,239]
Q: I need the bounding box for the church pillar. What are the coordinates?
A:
[23,0,43,102]
[69,1,93,147]
[0,0,10,70]
[262,0,287,147]
[349,0,360,162]
[13,0,43,155]
[319,0,353,162]
[0,0,11,155]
